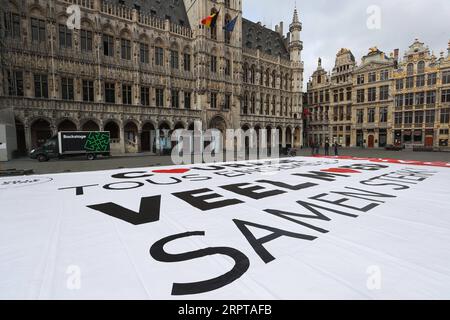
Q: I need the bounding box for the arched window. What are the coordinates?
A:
[224,14,231,44]
[260,94,264,114]
[271,96,276,115]
[407,63,414,76]
[210,8,218,40]
[250,65,256,84]
[265,69,270,87]
[417,61,425,74]
[251,93,256,114]
[280,97,283,116]
[272,70,276,88]
[243,63,248,83]
[154,38,165,66]
[285,97,289,116]
[243,92,249,114]
[225,0,231,8]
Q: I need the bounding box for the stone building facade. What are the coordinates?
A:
[352,47,395,148]
[392,40,450,148]
[306,48,355,146]
[306,40,450,148]
[0,0,304,158]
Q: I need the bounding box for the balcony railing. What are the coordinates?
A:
[1,96,202,118]
[60,0,94,9]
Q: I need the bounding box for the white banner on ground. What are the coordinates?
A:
[1,156,450,299]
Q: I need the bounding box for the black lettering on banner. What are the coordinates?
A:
[145,177,182,185]
[292,171,349,182]
[192,165,226,171]
[309,191,380,213]
[214,171,246,178]
[58,184,99,196]
[265,200,359,234]
[103,181,145,190]
[359,178,410,190]
[87,196,161,225]
[377,177,417,185]
[233,219,316,264]
[173,188,243,211]
[330,187,396,203]
[223,164,254,169]
[220,183,286,200]
[149,231,250,296]
[182,174,212,182]
[257,180,317,191]
[111,171,154,179]
[384,173,427,182]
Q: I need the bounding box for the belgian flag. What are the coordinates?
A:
[201,10,220,28]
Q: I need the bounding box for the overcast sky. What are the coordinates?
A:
[243,0,450,88]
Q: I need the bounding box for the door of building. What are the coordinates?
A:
[368,135,375,148]
[425,136,434,147]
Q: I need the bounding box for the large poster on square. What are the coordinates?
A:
[1,156,450,299]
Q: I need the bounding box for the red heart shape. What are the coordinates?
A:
[152,168,191,174]
[321,168,361,174]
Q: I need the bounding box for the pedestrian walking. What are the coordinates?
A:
[324,141,330,156]
[334,142,339,156]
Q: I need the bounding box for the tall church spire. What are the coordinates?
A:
[293,7,299,24]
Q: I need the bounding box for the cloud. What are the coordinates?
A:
[243,0,450,89]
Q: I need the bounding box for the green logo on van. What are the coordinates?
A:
[84,132,110,152]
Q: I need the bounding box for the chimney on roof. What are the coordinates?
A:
[279,22,284,36]
[275,24,279,34]
[394,48,399,61]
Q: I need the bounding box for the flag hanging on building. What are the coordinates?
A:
[201,10,220,28]
[224,15,238,32]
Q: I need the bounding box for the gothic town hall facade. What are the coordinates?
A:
[0,0,304,158]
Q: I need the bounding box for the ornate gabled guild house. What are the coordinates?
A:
[352,47,395,148]
[306,48,356,147]
[306,39,450,149]
[306,57,331,146]
[0,0,304,159]
[392,40,450,148]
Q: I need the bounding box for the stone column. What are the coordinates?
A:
[137,130,142,153]
[24,125,32,151]
[119,124,126,154]
[281,127,286,148]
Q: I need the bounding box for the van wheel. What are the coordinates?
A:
[37,154,48,162]
[87,153,96,161]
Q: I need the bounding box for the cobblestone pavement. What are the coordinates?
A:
[1,148,450,175]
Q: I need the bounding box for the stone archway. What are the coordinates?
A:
[209,116,227,155]
[104,121,120,140]
[276,126,283,150]
[15,118,27,155]
[82,120,100,132]
[58,119,77,132]
[141,122,156,152]
[158,122,172,155]
[286,127,293,149]
[294,127,301,148]
[209,116,227,132]
[31,119,52,148]
[174,122,185,130]
[124,121,139,153]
